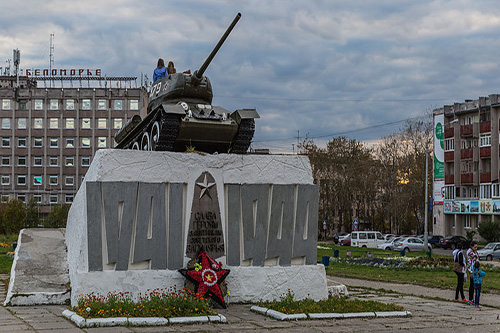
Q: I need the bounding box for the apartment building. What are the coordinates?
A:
[0,75,147,213]
[434,95,500,237]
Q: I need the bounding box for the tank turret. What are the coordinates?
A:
[115,13,258,154]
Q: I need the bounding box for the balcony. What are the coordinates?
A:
[480,172,491,183]
[461,148,473,159]
[444,127,454,138]
[480,121,491,133]
[445,174,454,184]
[461,173,474,184]
[460,124,473,136]
[445,151,454,162]
[480,146,491,158]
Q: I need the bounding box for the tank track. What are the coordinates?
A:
[230,119,255,154]
[155,112,181,151]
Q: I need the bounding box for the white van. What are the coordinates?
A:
[351,231,385,248]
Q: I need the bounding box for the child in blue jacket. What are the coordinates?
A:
[472,261,486,309]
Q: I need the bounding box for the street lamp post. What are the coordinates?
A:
[424,146,429,251]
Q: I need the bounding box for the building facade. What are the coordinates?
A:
[0,75,147,213]
[434,95,500,238]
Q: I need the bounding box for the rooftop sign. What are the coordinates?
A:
[25,68,102,77]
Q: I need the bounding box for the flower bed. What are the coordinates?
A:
[329,256,454,270]
[71,287,216,319]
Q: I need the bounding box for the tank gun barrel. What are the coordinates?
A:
[192,12,241,86]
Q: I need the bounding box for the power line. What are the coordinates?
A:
[253,114,425,143]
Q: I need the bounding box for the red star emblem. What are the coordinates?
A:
[179,250,230,308]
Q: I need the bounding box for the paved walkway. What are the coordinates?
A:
[1,277,500,332]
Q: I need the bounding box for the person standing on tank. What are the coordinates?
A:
[153,58,168,82]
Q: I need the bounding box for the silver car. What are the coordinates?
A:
[393,237,432,252]
[478,242,500,261]
[377,237,402,251]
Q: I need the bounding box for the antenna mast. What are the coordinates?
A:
[49,33,54,87]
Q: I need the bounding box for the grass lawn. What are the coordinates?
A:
[318,243,500,294]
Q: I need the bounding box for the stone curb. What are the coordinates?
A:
[250,306,412,321]
[62,310,226,328]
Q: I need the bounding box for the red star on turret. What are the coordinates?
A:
[179,250,230,308]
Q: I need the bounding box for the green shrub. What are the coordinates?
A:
[477,220,500,242]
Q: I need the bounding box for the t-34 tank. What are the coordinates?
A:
[115,13,259,154]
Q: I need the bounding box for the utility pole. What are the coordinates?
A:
[424,146,429,251]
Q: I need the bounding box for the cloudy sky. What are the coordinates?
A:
[2,0,500,152]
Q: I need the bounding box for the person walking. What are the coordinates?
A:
[466,241,479,305]
[472,261,485,309]
[453,243,467,302]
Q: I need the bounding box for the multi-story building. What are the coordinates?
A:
[0,74,147,214]
[434,95,500,238]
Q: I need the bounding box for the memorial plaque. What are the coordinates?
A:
[186,172,225,259]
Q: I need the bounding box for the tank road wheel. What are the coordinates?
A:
[132,141,140,150]
[150,121,161,151]
[141,132,151,151]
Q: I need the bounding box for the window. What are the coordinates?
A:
[65,156,74,166]
[493,184,500,198]
[82,99,91,110]
[97,118,107,129]
[33,175,43,185]
[2,137,10,147]
[49,118,59,129]
[34,99,43,110]
[65,118,75,129]
[97,137,107,148]
[480,183,492,199]
[2,99,11,110]
[49,175,58,185]
[17,175,26,186]
[2,118,11,129]
[33,156,42,166]
[17,137,26,148]
[1,156,10,166]
[82,156,90,166]
[113,118,123,129]
[49,194,58,204]
[81,137,91,148]
[33,118,43,129]
[130,99,139,110]
[49,156,58,166]
[1,175,9,185]
[17,118,27,129]
[66,137,75,148]
[66,99,75,110]
[98,99,107,110]
[445,138,454,151]
[367,233,375,240]
[19,100,27,110]
[1,194,9,202]
[465,215,472,229]
[81,118,91,129]
[480,134,491,147]
[17,156,26,167]
[113,100,123,110]
[65,176,74,186]
[17,194,26,203]
[49,137,59,148]
[65,194,74,204]
[33,194,42,204]
[50,99,59,110]
[34,137,43,147]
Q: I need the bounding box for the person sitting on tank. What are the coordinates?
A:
[167,61,176,74]
[153,58,168,82]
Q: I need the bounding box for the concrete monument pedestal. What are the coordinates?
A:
[65,149,327,306]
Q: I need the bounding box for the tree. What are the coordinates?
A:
[25,198,41,228]
[477,220,500,242]
[43,204,70,228]
[1,200,26,235]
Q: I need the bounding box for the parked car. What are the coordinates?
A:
[333,232,349,244]
[393,237,432,252]
[377,237,402,251]
[428,235,444,248]
[340,235,351,246]
[477,242,500,261]
[351,231,385,248]
[439,236,470,250]
[384,234,396,241]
